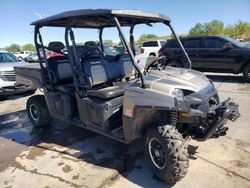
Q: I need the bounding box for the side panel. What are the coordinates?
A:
[44,89,78,120]
[75,95,123,130]
[14,64,44,88]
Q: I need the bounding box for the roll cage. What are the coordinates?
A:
[32,9,191,96]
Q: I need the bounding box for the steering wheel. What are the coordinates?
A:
[145,56,166,73]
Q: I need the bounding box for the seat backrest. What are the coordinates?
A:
[47,56,73,82]
[118,54,136,77]
[82,41,110,87]
[48,41,65,53]
[83,58,110,86]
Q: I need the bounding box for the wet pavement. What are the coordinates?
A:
[0,73,250,188]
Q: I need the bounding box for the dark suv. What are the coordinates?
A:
[159,36,250,82]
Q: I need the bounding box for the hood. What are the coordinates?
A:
[146,67,211,94]
[0,61,29,71]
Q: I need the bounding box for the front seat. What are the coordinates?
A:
[82,41,124,100]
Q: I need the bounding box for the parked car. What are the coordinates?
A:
[98,45,119,56]
[140,40,166,57]
[25,52,39,63]
[243,41,250,48]
[25,51,64,63]
[0,50,35,96]
[13,51,33,60]
[136,40,166,70]
[159,35,250,82]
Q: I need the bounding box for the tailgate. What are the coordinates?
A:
[14,63,44,88]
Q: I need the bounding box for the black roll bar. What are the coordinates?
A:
[34,25,55,85]
[113,17,146,89]
[129,25,136,56]
[99,28,104,54]
[65,20,91,97]
[168,23,192,69]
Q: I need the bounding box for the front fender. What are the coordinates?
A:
[123,87,177,118]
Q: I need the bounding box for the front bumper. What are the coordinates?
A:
[0,83,34,95]
[196,97,240,141]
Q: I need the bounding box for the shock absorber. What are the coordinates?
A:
[169,111,178,126]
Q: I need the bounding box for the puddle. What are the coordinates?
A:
[0,110,142,175]
[1,131,34,145]
[0,110,96,147]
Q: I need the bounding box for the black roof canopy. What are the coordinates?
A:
[31,9,171,28]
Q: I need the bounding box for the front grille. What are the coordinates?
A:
[1,71,16,81]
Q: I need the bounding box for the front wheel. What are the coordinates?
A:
[26,95,52,127]
[145,125,189,184]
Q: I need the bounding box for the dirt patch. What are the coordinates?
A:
[72,174,79,180]
[230,160,248,168]
[236,84,250,92]
[26,147,46,160]
[62,165,73,173]
[235,139,250,148]
[58,162,64,166]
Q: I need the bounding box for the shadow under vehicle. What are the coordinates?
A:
[14,9,240,184]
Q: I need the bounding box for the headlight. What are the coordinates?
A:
[172,89,184,97]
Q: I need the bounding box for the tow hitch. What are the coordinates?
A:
[197,97,240,141]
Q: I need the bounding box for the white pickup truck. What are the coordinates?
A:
[140,40,166,57]
[135,40,166,70]
[13,51,33,60]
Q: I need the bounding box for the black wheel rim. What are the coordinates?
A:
[247,68,250,78]
[148,138,167,170]
[29,104,39,121]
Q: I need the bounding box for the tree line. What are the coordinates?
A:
[189,20,250,39]
[4,43,36,52]
[3,20,249,52]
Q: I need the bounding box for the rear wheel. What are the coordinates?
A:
[145,124,189,184]
[243,64,250,82]
[26,95,52,127]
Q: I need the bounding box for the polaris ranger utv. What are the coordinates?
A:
[14,9,240,184]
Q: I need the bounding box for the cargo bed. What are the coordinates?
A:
[14,63,44,88]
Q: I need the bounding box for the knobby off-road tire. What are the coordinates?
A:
[26,95,52,127]
[243,63,250,83]
[145,124,189,184]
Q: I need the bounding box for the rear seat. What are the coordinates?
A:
[47,56,75,92]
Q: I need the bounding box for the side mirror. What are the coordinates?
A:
[223,42,233,49]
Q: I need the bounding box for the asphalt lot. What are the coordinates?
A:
[0,73,250,188]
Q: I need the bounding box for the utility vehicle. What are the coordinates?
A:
[14,9,240,184]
